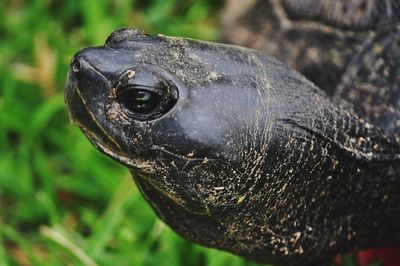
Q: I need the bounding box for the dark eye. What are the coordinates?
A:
[114,68,179,121]
[117,87,161,114]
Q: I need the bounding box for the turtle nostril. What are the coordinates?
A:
[71,57,81,73]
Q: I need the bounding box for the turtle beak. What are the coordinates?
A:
[64,56,122,153]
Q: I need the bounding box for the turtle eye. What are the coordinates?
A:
[117,87,161,114]
[114,68,179,121]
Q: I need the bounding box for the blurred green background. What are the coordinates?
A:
[0,0,261,265]
[0,0,360,265]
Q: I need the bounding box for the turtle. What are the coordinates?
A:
[64,1,400,265]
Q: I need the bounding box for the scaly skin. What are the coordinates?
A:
[221,0,400,101]
[65,28,400,265]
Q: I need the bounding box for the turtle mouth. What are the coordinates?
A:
[64,71,156,174]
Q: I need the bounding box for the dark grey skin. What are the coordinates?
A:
[65,27,400,266]
[222,0,400,99]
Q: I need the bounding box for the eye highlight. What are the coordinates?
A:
[114,68,179,121]
[117,86,161,115]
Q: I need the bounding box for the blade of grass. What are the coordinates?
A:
[87,174,134,259]
[0,229,10,266]
[36,191,60,226]
[28,93,65,139]
[40,225,98,266]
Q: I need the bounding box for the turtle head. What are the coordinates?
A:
[66,28,340,234]
[65,28,182,175]
[65,28,274,214]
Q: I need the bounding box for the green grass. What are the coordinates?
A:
[0,1,369,265]
[0,0,260,265]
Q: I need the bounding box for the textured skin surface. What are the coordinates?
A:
[221,0,400,98]
[281,0,400,30]
[219,2,400,264]
[65,26,400,265]
[334,28,400,137]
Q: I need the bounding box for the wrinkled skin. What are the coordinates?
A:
[65,26,400,266]
[222,0,400,99]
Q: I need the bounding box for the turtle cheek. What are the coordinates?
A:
[145,159,210,214]
[118,122,158,159]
